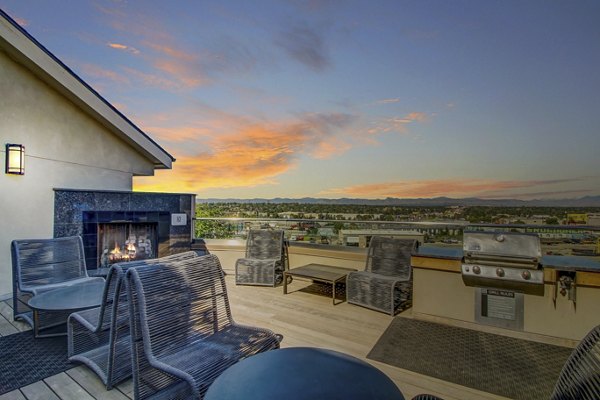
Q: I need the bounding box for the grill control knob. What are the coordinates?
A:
[473,266,481,274]
[522,270,531,280]
[496,268,505,277]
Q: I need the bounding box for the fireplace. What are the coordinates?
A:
[98,222,158,268]
[54,189,196,270]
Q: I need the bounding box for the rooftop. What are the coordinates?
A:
[1,273,509,400]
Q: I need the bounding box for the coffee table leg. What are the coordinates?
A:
[332,280,336,305]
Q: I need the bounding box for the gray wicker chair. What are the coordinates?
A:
[346,236,417,315]
[11,236,105,334]
[550,323,600,399]
[127,254,281,399]
[67,251,200,389]
[235,229,288,286]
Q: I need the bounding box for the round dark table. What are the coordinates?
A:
[28,280,105,338]
[204,347,405,400]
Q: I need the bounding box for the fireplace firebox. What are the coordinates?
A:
[81,210,173,269]
[98,222,158,268]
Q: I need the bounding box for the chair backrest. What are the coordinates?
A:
[551,324,600,400]
[365,236,417,278]
[127,254,232,398]
[98,251,200,331]
[245,229,285,260]
[11,236,88,289]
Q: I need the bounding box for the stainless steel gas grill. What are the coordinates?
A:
[462,231,544,296]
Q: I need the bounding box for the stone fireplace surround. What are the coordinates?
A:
[54,189,195,270]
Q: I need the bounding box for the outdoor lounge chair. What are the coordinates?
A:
[346,236,417,315]
[11,236,105,334]
[67,251,200,389]
[235,229,288,286]
[127,254,281,399]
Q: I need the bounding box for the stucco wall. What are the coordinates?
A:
[0,50,157,298]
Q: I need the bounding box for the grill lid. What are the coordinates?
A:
[463,231,541,268]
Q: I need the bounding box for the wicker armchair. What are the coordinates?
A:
[550,323,600,399]
[235,229,288,286]
[127,254,281,399]
[346,236,417,315]
[11,236,105,334]
[67,251,200,389]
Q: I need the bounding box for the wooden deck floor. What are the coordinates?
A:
[0,275,509,400]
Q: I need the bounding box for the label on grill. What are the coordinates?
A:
[481,289,516,320]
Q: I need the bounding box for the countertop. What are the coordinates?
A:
[415,245,600,272]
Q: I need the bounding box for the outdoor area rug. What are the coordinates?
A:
[367,317,573,400]
[0,330,72,395]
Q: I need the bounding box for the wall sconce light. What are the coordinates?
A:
[5,143,25,175]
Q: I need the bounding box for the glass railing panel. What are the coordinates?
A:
[194,217,600,258]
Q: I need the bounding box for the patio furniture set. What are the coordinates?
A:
[235,229,417,315]
[10,232,600,399]
[11,237,282,399]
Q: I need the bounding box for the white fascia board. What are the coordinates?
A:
[0,12,173,170]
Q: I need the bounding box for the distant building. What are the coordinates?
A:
[523,215,552,225]
[588,214,600,226]
[339,229,424,248]
[567,214,588,225]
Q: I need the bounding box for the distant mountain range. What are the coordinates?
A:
[197,195,600,207]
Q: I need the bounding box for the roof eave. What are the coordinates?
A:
[0,10,174,170]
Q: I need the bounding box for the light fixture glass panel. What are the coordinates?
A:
[5,144,25,175]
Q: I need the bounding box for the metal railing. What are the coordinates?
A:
[193,217,600,256]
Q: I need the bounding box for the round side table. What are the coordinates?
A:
[205,347,405,400]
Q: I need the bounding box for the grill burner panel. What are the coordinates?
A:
[462,231,544,296]
[462,264,544,295]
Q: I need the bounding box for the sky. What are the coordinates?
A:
[2,1,600,200]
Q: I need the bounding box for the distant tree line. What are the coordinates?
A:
[196,202,600,224]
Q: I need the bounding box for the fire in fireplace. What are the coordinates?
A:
[98,222,157,268]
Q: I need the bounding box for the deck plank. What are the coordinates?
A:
[19,381,59,400]
[65,367,129,400]
[0,301,30,332]
[44,373,94,400]
[0,314,19,336]
[0,390,27,400]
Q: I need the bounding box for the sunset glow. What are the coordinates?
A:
[3,1,599,200]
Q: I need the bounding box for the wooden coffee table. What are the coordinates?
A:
[283,264,357,305]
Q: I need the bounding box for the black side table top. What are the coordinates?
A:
[28,280,105,312]
[205,347,405,400]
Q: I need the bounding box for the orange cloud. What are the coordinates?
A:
[14,17,29,27]
[98,7,211,90]
[134,113,356,193]
[377,98,400,104]
[80,63,130,84]
[144,42,196,62]
[322,178,577,199]
[108,42,140,54]
[367,111,428,136]
[153,59,207,87]
[121,66,182,91]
